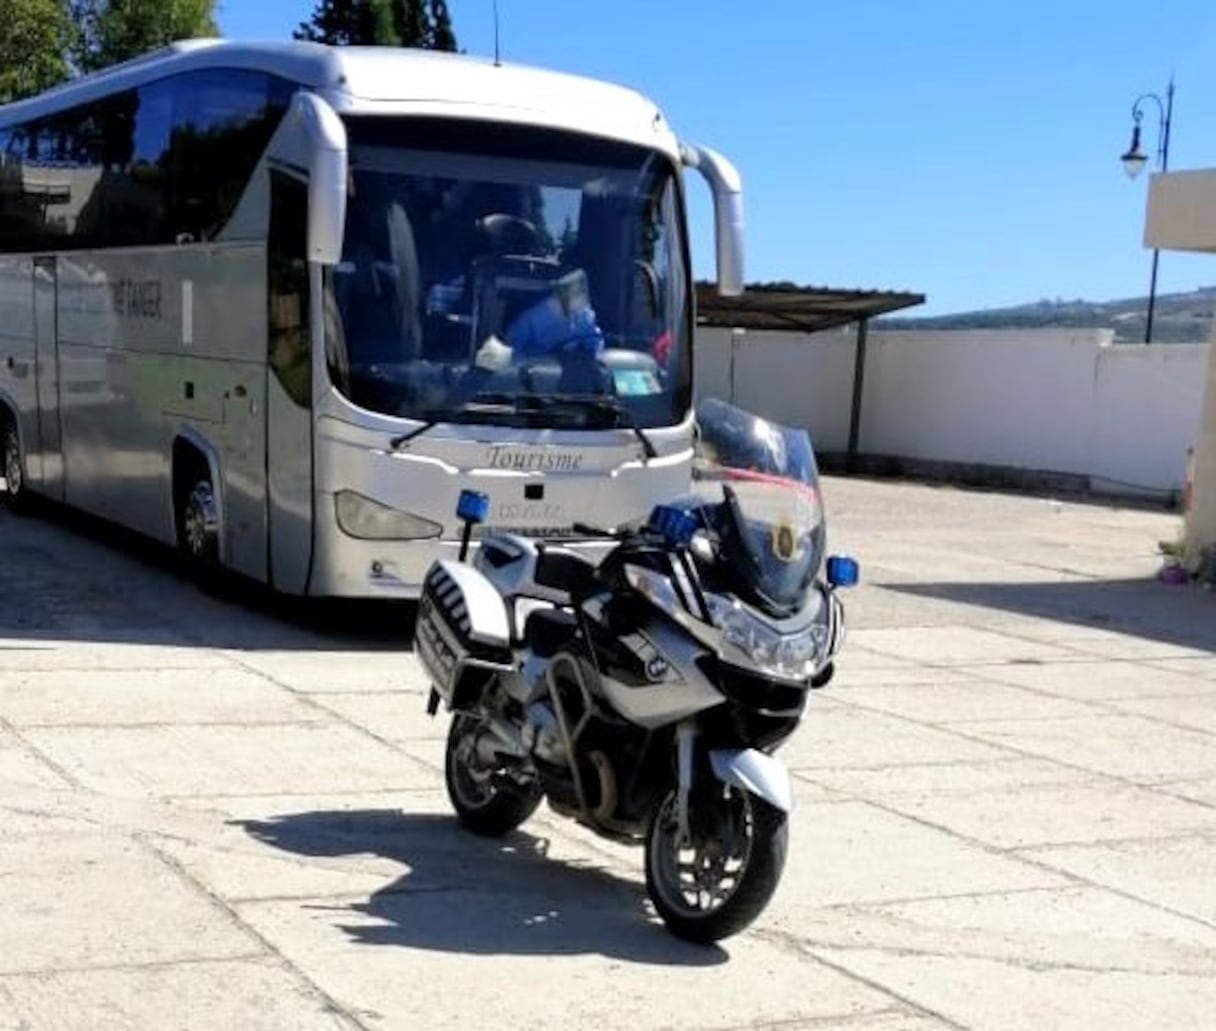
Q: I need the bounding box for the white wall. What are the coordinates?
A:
[862,329,1104,473]
[695,324,1207,495]
[1090,344,1207,493]
[695,326,858,452]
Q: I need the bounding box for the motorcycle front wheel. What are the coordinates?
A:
[645,784,788,944]
[445,713,541,837]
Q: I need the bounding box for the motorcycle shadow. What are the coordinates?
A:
[237,809,729,966]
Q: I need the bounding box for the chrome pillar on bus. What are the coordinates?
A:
[294,92,348,266]
[260,90,350,594]
[680,143,744,297]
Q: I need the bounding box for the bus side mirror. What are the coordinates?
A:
[292,91,348,265]
[681,142,744,297]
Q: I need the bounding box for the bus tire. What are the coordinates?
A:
[1,419,30,514]
[176,474,223,592]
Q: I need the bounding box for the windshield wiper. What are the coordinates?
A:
[514,394,657,460]
[390,422,434,449]
[593,398,658,460]
[390,394,518,449]
[391,394,658,459]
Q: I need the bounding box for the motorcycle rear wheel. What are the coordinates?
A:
[645,784,787,944]
[445,713,541,837]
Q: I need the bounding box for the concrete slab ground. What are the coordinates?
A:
[1,477,1214,1029]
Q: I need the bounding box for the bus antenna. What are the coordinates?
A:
[493,0,501,66]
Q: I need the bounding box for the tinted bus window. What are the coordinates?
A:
[0,69,293,253]
[0,126,55,251]
[268,171,311,406]
[91,85,173,247]
[164,70,294,244]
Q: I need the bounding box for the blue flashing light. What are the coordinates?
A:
[826,555,860,588]
[648,504,697,545]
[457,490,489,525]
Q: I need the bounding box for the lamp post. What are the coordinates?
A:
[1120,78,1174,344]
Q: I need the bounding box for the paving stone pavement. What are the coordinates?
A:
[1,478,1214,1030]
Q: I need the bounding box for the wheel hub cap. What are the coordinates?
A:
[4,437,20,494]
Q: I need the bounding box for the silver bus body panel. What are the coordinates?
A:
[304,382,693,598]
[306,455,692,599]
[51,245,268,571]
[266,370,314,593]
[33,257,64,498]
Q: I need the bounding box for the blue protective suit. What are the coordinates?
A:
[505,295,605,359]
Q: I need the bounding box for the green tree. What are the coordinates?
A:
[0,0,74,102]
[389,0,429,46]
[295,0,457,50]
[389,0,456,49]
[426,1,456,51]
[72,0,219,74]
[293,0,387,45]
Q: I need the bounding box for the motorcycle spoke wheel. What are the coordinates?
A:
[659,789,751,913]
[445,713,540,838]
[646,784,787,944]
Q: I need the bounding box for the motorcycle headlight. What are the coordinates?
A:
[715,601,827,681]
[335,491,444,540]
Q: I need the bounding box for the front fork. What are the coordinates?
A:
[676,720,697,844]
[675,718,794,845]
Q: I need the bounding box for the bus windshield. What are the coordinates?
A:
[325,117,691,431]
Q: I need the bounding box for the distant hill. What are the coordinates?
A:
[878,285,1216,343]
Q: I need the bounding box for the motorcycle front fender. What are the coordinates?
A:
[709,748,792,814]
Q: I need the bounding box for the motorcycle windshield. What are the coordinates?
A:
[692,399,825,613]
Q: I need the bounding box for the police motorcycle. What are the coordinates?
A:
[415,399,858,942]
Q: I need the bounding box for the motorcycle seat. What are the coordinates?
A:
[533,545,598,599]
[524,607,578,659]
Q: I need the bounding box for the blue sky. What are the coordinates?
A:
[218,0,1216,316]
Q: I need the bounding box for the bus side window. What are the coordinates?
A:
[61,89,168,249]
[0,130,8,248]
[0,88,172,253]
[0,126,52,252]
[268,172,310,407]
[100,85,172,246]
[0,129,19,252]
[164,70,292,244]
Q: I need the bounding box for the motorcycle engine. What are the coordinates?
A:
[521,702,568,766]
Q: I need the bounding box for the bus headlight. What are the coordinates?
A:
[335,491,443,540]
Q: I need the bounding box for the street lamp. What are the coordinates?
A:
[1119,78,1174,344]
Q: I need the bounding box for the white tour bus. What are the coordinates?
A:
[0,40,743,597]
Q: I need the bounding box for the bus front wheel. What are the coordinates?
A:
[1,422,29,513]
[177,477,221,589]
